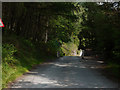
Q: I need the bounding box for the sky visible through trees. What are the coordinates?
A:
[1,2,120,88]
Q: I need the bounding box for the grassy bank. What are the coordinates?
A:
[2,35,55,88]
[105,62,120,80]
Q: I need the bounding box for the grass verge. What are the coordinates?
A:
[105,63,120,79]
[2,35,55,88]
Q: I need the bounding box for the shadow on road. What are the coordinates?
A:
[11,56,119,88]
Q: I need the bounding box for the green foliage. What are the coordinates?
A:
[49,15,73,42]
[22,39,34,47]
[2,2,84,57]
[2,2,120,87]
[61,42,78,56]
[47,39,60,56]
[105,63,120,78]
[2,44,17,64]
[77,2,120,79]
[79,2,120,62]
[46,39,65,57]
[70,36,80,47]
[2,36,45,88]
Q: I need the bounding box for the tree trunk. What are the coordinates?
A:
[45,19,48,43]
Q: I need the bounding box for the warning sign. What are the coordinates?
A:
[0,18,4,27]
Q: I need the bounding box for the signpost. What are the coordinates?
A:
[0,18,4,27]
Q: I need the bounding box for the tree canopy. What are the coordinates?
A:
[2,2,120,62]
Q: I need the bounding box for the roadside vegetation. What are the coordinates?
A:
[1,2,120,88]
[2,34,54,88]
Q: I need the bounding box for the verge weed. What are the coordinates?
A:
[2,35,54,88]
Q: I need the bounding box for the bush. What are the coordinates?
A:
[106,63,120,78]
[70,36,80,47]
[47,39,63,56]
[77,50,81,55]
[61,42,78,56]
[2,44,17,64]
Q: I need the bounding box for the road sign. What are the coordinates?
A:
[0,18,4,27]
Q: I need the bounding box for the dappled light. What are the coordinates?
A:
[97,61,104,64]
[11,56,118,88]
[2,2,120,88]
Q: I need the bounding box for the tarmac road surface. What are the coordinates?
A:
[11,56,119,88]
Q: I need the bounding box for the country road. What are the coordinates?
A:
[11,56,119,88]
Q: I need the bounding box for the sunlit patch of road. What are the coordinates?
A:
[11,56,118,88]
